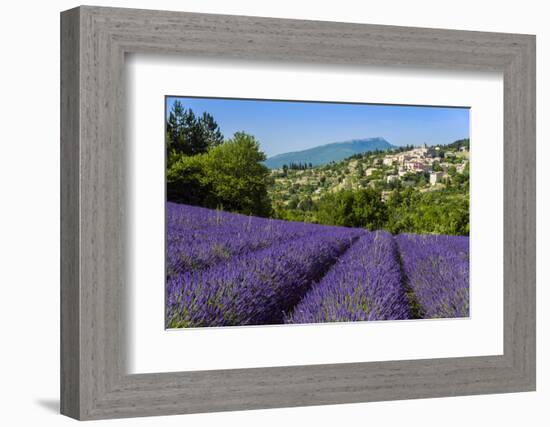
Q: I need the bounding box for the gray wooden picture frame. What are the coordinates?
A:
[60,5,536,420]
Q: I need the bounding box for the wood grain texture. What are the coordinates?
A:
[60,7,80,419]
[60,5,536,420]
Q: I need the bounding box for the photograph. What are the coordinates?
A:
[49,3,537,421]
[164,97,471,328]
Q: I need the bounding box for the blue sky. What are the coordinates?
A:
[166,96,469,158]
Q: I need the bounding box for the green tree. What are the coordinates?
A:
[385,187,469,235]
[356,163,364,177]
[199,112,224,148]
[166,152,210,205]
[297,196,314,211]
[202,132,272,216]
[418,174,428,187]
[287,196,299,210]
[317,189,387,230]
[167,130,272,217]
[166,101,224,160]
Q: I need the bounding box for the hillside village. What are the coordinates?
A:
[268,139,470,212]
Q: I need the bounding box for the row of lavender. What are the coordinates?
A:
[166,202,338,277]
[166,202,364,327]
[286,232,410,323]
[396,234,469,319]
[166,203,470,328]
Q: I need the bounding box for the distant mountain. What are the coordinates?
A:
[264,137,395,169]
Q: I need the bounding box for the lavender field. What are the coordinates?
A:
[166,202,469,328]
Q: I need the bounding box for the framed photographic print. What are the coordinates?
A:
[61,5,536,420]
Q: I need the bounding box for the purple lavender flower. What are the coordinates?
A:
[165,202,470,327]
[166,223,363,327]
[286,231,410,323]
[395,233,469,318]
[166,202,332,277]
